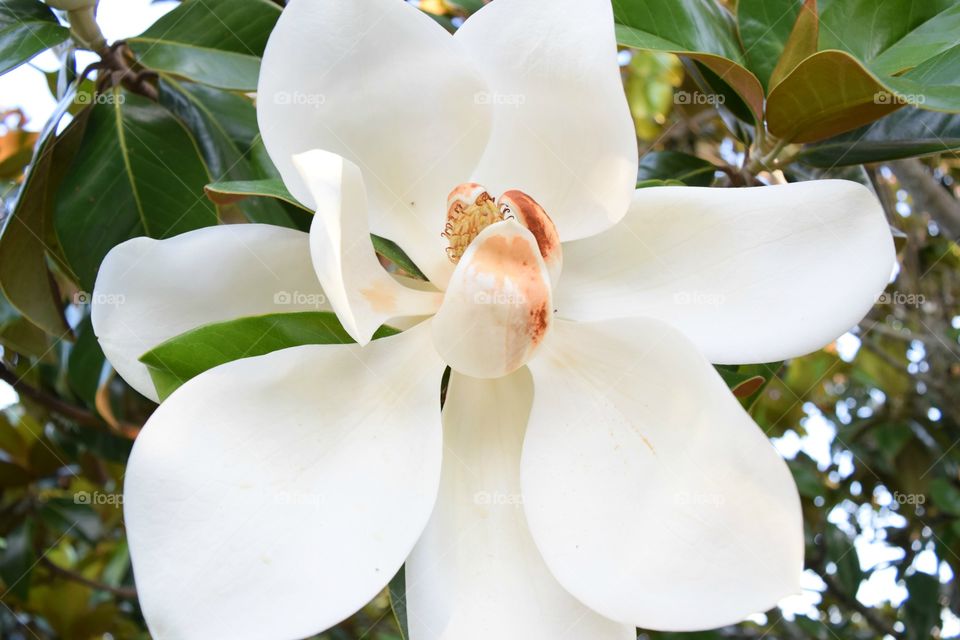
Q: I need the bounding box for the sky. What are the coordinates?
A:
[0,0,956,635]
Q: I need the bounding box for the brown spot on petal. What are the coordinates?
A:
[360,281,397,314]
[498,190,561,269]
[471,233,552,354]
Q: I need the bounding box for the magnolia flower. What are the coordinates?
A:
[91,0,894,638]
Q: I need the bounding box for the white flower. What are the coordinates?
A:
[91,0,895,638]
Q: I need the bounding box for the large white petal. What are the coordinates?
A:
[522,318,803,631]
[294,149,442,344]
[555,180,895,364]
[455,0,638,241]
[91,224,328,402]
[406,370,633,640]
[124,322,444,640]
[258,0,491,285]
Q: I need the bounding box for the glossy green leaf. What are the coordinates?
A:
[0,90,82,336]
[0,0,69,75]
[902,571,940,640]
[54,89,218,290]
[637,151,717,186]
[613,0,764,121]
[388,566,409,640]
[204,177,307,211]
[930,478,960,516]
[826,525,862,597]
[769,0,960,142]
[139,311,399,400]
[737,0,805,90]
[158,77,305,229]
[819,0,958,75]
[371,235,427,280]
[66,316,105,408]
[127,0,280,91]
[800,108,960,166]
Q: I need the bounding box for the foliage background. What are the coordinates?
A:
[1,0,960,638]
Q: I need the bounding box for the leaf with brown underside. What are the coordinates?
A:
[768,0,818,90]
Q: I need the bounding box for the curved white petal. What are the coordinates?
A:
[294,149,442,344]
[406,370,633,640]
[124,322,444,640]
[556,181,895,364]
[258,0,491,285]
[91,224,328,402]
[522,318,803,631]
[432,220,552,379]
[455,0,637,241]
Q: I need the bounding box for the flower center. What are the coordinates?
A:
[430,183,563,378]
[443,183,563,284]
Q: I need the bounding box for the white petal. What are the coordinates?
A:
[431,220,552,378]
[258,0,491,285]
[556,181,895,363]
[91,224,328,402]
[124,322,444,640]
[455,0,637,241]
[294,149,443,344]
[406,370,633,640]
[522,318,803,631]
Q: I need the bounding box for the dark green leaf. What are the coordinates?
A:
[0,521,34,599]
[54,89,218,289]
[826,524,862,597]
[737,0,804,90]
[204,177,307,210]
[388,566,408,640]
[139,311,399,400]
[158,77,304,229]
[800,108,960,166]
[0,89,83,336]
[0,0,69,75]
[127,0,281,91]
[66,316,105,408]
[902,571,940,640]
[637,151,717,186]
[39,497,103,543]
[614,0,764,121]
[930,478,960,516]
[371,235,427,280]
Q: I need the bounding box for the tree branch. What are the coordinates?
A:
[889,159,960,241]
[39,556,137,599]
